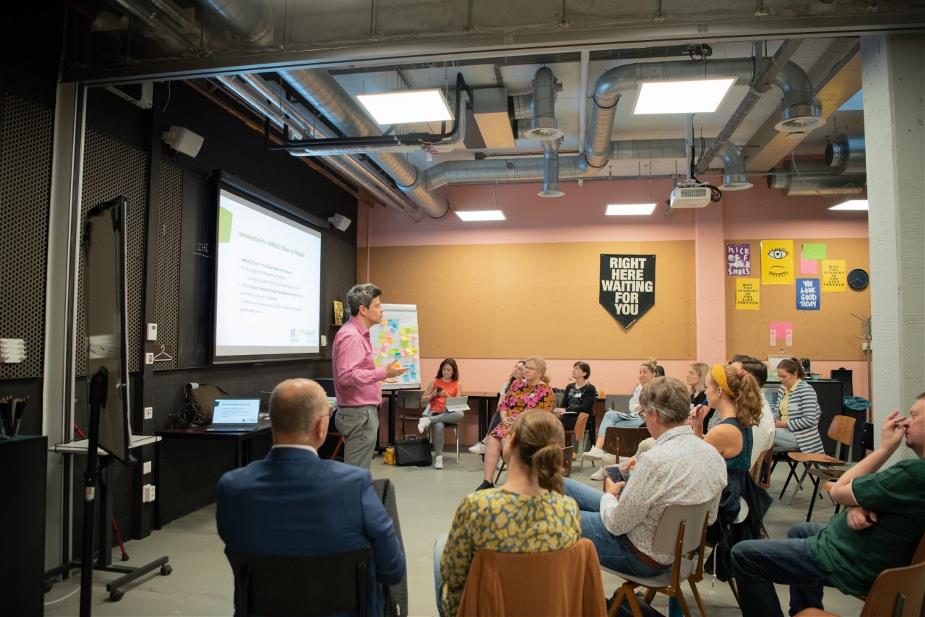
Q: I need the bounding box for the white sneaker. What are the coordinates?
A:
[590,467,606,481]
[435,455,444,469]
[468,442,486,455]
[417,416,431,434]
[582,446,607,460]
[600,452,617,465]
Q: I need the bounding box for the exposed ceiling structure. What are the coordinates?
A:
[69,0,924,220]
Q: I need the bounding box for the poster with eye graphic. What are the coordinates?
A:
[760,239,795,285]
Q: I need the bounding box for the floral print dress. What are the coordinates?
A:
[491,379,556,439]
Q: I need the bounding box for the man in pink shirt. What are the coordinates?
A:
[333,283,406,468]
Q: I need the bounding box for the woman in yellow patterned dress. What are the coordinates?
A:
[478,356,556,490]
[434,409,581,617]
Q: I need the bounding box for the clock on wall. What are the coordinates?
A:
[848,268,869,291]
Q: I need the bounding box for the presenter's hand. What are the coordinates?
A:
[386,363,407,378]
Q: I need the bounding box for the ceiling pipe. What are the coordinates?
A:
[197,0,274,47]
[524,67,563,141]
[280,69,450,219]
[578,49,590,156]
[716,143,753,190]
[695,39,803,174]
[825,134,865,175]
[109,0,199,54]
[539,139,564,197]
[767,173,866,195]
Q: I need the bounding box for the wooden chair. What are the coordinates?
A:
[230,547,371,617]
[606,501,712,617]
[783,415,856,520]
[494,442,576,484]
[572,412,590,460]
[606,426,651,458]
[397,390,460,463]
[794,560,925,617]
[750,447,774,490]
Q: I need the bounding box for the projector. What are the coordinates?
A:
[669,184,712,209]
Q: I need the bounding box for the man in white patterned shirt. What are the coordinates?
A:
[565,377,727,576]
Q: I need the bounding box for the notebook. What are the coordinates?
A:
[444,395,470,413]
[205,399,261,432]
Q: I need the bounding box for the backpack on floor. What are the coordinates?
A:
[393,436,432,467]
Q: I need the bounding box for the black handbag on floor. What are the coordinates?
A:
[393,437,431,467]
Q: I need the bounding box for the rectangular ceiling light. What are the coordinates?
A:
[828,199,868,211]
[357,88,453,125]
[605,203,657,216]
[633,78,735,114]
[454,210,506,222]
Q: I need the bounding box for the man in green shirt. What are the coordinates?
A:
[731,393,925,617]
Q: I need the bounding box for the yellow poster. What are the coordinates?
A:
[760,240,795,285]
[821,259,847,292]
[735,278,761,310]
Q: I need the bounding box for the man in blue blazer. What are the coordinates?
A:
[217,378,405,616]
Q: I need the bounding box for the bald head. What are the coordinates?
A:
[269,379,330,443]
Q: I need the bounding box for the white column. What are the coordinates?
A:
[860,34,925,461]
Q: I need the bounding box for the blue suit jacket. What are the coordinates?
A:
[216,447,405,616]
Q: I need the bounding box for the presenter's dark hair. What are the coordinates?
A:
[574,361,591,379]
[436,358,459,381]
[346,283,382,316]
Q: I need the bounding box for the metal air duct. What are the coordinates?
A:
[825,134,866,175]
[767,172,866,195]
[539,139,564,197]
[716,143,753,190]
[523,67,563,141]
[197,0,274,47]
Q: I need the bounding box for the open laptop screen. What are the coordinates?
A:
[212,399,260,424]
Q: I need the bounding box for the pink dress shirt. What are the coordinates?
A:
[332,317,387,407]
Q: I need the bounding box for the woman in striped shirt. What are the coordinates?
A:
[772,358,824,453]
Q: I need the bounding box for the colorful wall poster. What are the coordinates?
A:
[797,278,820,310]
[821,259,847,292]
[760,239,795,285]
[727,243,751,276]
[769,321,793,347]
[735,278,761,310]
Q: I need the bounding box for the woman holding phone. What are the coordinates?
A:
[419,358,463,469]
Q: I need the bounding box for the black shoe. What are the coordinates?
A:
[476,480,494,491]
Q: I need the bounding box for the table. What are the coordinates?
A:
[463,391,501,438]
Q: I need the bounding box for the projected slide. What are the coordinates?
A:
[214,188,321,361]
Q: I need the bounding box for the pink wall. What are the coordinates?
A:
[360,177,870,397]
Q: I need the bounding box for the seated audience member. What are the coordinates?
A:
[564,377,726,583]
[419,358,463,469]
[216,379,405,617]
[468,360,525,455]
[477,356,556,490]
[436,410,580,617]
[731,395,925,617]
[686,362,710,407]
[583,358,660,464]
[772,357,824,453]
[690,364,771,579]
[730,354,776,467]
[553,361,598,431]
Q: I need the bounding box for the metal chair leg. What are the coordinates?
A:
[806,476,822,522]
[779,460,799,499]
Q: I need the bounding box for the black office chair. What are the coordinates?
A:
[230,547,371,617]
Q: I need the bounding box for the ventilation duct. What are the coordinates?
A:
[825,134,865,175]
[539,139,564,197]
[716,143,752,190]
[767,162,865,195]
[773,62,825,135]
[523,67,563,141]
[472,88,515,149]
[197,0,274,46]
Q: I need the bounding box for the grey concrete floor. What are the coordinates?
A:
[44,453,864,616]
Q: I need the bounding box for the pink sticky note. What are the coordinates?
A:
[800,258,818,275]
[770,321,793,342]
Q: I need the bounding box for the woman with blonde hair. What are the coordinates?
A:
[686,362,710,407]
[435,410,580,617]
[477,356,556,490]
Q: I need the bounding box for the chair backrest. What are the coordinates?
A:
[912,533,925,565]
[554,390,565,406]
[397,389,423,410]
[750,448,773,489]
[573,412,590,443]
[605,394,632,413]
[604,426,651,457]
[827,414,856,446]
[230,547,371,617]
[860,560,925,617]
[456,539,606,617]
[651,501,712,557]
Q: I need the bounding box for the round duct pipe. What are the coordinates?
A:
[523,67,564,141]
[538,140,564,197]
[825,134,866,175]
[767,173,866,195]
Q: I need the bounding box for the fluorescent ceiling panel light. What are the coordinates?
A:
[454,210,506,222]
[357,88,453,125]
[828,199,868,211]
[605,203,657,216]
[633,78,735,114]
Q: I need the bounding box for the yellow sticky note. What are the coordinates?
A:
[735,278,761,310]
[760,240,795,285]
[821,259,846,292]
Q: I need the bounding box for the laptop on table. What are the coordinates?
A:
[445,396,470,413]
[205,399,261,432]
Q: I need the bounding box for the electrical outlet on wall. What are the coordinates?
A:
[143,406,153,420]
[142,484,156,503]
[146,323,158,341]
[143,461,152,475]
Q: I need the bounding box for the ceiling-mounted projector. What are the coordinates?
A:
[669,184,712,209]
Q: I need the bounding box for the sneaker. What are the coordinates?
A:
[417,416,431,434]
[590,467,607,481]
[600,452,617,465]
[582,446,607,460]
[435,455,444,469]
[476,480,494,491]
[468,441,486,455]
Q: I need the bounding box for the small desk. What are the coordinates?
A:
[463,391,500,438]
[155,422,271,527]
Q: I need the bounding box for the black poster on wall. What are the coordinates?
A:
[599,254,656,330]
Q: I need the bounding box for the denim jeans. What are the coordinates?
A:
[596,411,645,438]
[731,522,834,617]
[433,532,448,617]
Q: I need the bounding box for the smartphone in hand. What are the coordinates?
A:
[604,466,625,483]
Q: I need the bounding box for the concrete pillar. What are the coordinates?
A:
[694,202,727,364]
[860,34,925,461]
